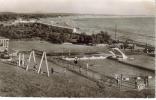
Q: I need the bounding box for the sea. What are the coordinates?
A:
[40,15,155,46]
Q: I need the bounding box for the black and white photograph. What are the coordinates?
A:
[0,0,155,98]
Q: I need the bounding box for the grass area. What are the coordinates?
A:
[78,59,155,88]
[0,40,154,97]
[9,40,109,53]
[0,60,101,97]
[123,55,155,70]
[0,61,155,97]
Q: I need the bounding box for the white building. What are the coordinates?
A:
[0,37,9,52]
[12,18,37,25]
[72,28,77,33]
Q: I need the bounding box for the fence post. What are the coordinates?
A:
[146,77,149,87]
[73,64,74,70]
[79,66,81,74]
[18,53,21,67]
[86,63,89,75]
[120,74,123,90]
[68,63,70,69]
[147,78,149,87]
[135,78,137,89]
[22,54,25,67]
[64,67,66,76]
[92,72,94,80]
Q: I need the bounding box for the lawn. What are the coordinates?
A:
[0,40,154,97]
[9,40,109,54]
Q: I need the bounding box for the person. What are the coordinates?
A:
[20,60,23,66]
[86,63,89,71]
[4,47,8,54]
[63,68,67,76]
[74,57,78,64]
[33,64,37,71]
[115,75,120,86]
[51,68,54,74]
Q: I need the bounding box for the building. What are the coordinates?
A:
[12,18,37,25]
[0,37,9,52]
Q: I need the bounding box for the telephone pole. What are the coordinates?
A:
[115,24,117,41]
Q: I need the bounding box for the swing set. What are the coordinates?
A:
[18,50,50,77]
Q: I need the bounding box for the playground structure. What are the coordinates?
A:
[0,37,9,52]
[0,49,50,77]
[109,48,128,60]
[109,51,117,58]
[17,50,50,77]
[38,51,50,77]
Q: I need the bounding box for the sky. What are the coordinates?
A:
[0,0,155,15]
